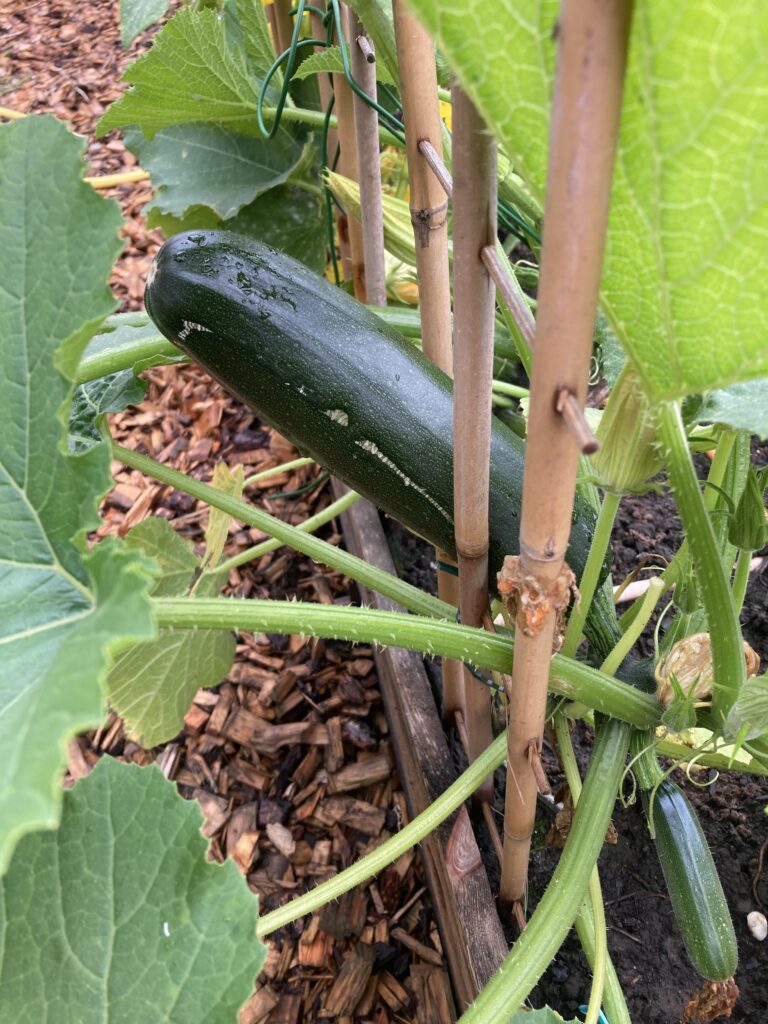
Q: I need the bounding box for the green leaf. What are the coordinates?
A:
[126,123,306,220]
[726,675,768,742]
[69,370,147,453]
[119,0,170,48]
[98,6,262,139]
[227,184,327,272]
[0,757,265,1022]
[235,0,279,80]
[294,45,395,87]
[148,184,328,273]
[694,379,768,439]
[109,519,236,748]
[404,0,768,401]
[0,115,155,875]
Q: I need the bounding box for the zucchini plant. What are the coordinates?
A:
[1,1,768,1022]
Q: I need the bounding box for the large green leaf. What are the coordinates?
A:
[0,115,156,874]
[126,123,306,219]
[98,6,262,139]
[119,0,170,48]
[404,0,768,402]
[107,519,236,748]
[0,757,264,1022]
[69,371,147,453]
[234,0,279,81]
[694,379,768,439]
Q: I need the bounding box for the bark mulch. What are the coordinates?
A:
[3,5,454,1021]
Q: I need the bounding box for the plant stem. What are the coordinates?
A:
[153,597,661,727]
[554,715,621,1024]
[256,730,507,937]
[243,457,315,487]
[112,443,453,621]
[77,336,182,384]
[600,577,665,677]
[563,490,621,658]
[263,104,404,148]
[459,719,631,1024]
[212,488,360,575]
[656,403,746,720]
[732,547,752,616]
[655,736,768,776]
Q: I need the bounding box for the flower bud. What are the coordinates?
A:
[655,631,760,707]
[591,365,661,493]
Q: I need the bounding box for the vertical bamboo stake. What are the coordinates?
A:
[499,0,633,908]
[392,1,464,719]
[348,11,387,306]
[272,0,295,55]
[332,7,366,299]
[452,85,497,800]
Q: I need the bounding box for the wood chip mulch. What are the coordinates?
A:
[4,4,454,1021]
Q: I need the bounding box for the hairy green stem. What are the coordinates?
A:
[256,732,507,937]
[264,104,404,147]
[153,597,660,727]
[656,404,745,719]
[554,715,625,1024]
[563,490,621,658]
[654,737,768,777]
[458,719,631,1024]
[111,443,452,621]
[212,489,361,576]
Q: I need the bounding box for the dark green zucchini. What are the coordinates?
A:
[632,732,737,980]
[647,780,737,980]
[145,231,612,636]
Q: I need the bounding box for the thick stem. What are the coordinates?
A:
[656,402,746,720]
[257,731,507,937]
[459,719,631,1024]
[452,85,497,796]
[600,577,664,676]
[348,12,387,305]
[500,0,633,907]
[153,597,661,727]
[392,0,461,717]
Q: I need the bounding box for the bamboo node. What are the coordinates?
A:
[527,739,552,795]
[410,201,448,248]
[497,555,578,647]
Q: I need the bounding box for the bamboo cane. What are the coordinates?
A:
[310,4,337,158]
[271,0,295,55]
[391,0,464,720]
[452,85,497,800]
[499,0,633,908]
[332,7,366,298]
[348,11,387,306]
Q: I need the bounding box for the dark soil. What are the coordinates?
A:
[383,466,768,1023]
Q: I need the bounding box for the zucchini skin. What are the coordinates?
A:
[145,231,601,596]
[648,779,737,980]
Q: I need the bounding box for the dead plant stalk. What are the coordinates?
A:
[452,86,497,799]
[500,0,633,907]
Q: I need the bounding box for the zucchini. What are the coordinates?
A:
[145,230,601,600]
[648,780,737,980]
[632,734,737,980]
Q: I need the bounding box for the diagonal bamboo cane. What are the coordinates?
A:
[499,0,634,907]
[452,85,497,801]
